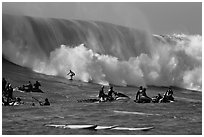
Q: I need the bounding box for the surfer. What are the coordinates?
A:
[13,97,24,105]
[107,86,116,101]
[166,87,174,101]
[67,70,75,80]
[159,87,174,103]
[2,95,18,106]
[135,86,143,102]
[32,97,50,106]
[2,97,15,106]
[98,86,107,102]
[2,78,7,94]
[40,98,50,106]
[7,83,14,100]
[33,81,41,90]
[2,97,9,106]
[23,81,33,92]
[135,86,152,103]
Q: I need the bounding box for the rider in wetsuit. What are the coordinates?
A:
[67,70,75,80]
[98,86,107,102]
[107,86,116,101]
[135,86,152,103]
[33,81,41,90]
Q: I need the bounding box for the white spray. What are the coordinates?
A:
[32,34,202,91]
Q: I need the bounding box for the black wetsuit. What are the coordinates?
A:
[7,87,13,100]
[99,89,105,99]
[68,70,75,80]
[40,99,50,106]
[108,89,114,97]
[108,89,115,101]
[34,82,41,90]
[2,78,7,92]
[167,89,174,101]
[42,101,50,106]
[136,89,151,103]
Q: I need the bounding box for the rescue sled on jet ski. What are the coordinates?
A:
[17,86,44,93]
[78,92,130,103]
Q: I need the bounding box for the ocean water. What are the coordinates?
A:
[2,14,202,135]
[2,58,202,135]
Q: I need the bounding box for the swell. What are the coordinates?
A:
[2,14,150,61]
[2,14,202,91]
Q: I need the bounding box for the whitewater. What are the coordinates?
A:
[2,14,202,91]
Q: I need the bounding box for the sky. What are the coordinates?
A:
[2,2,202,35]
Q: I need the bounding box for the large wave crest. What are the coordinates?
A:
[2,14,202,91]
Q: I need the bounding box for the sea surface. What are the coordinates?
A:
[2,58,202,135]
[2,14,202,135]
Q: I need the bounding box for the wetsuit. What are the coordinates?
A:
[99,88,106,101]
[34,81,41,90]
[2,78,7,92]
[136,89,151,103]
[68,70,75,80]
[108,89,115,101]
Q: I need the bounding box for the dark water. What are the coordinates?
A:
[2,58,202,135]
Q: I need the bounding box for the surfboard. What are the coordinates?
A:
[95,125,118,130]
[112,126,154,131]
[113,110,160,116]
[14,87,44,93]
[45,124,65,128]
[64,125,97,129]
[45,124,97,129]
[115,97,130,101]
[45,124,153,131]
[46,124,117,130]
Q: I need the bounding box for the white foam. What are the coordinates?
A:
[113,110,160,116]
[31,33,202,91]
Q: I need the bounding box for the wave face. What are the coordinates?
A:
[2,14,202,91]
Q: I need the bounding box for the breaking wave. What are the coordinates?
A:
[2,14,202,91]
